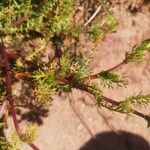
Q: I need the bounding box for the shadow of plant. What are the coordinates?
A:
[80,131,150,150]
[17,106,49,125]
[15,82,49,126]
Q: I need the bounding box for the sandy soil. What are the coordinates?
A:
[4,2,150,150]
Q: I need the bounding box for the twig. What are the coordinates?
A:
[29,143,40,150]
[69,93,95,139]
[2,46,20,133]
[84,5,101,27]
[104,59,128,73]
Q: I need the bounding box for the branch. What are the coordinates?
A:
[83,58,128,80]
[84,39,150,80]
[102,96,150,121]
[64,79,150,122]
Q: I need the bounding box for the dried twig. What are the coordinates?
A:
[84,5,101,27]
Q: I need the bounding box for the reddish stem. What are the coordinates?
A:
[84,59,128,80]
[29,143,40,150]
[1,45,40,150]
[103,59,128,73]
[63,78,149,121]
[102,96,149,121]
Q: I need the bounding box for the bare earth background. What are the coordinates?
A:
[4,1,150,150]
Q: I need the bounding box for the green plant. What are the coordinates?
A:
[0,0,150,149]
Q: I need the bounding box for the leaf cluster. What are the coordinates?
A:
[0,123,37,150]
[33,51,91,105]
[0,133,21,150]
[20,124,38,144]
[98,72,128,88]
[114,92,150,114]
[126,39,150,63]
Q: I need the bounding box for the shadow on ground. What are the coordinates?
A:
[80,131,150,150]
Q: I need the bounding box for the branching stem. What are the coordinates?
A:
[59,78,149,122]
[6,60,148,123]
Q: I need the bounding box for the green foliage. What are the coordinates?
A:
[0,124,37,149]
[114,92,150,114]
[0,0,75,36]
[0,133,21,150]
[0,137,13,150]
[10,133,22,150]
[89,83,102,105]
[25,38,47,61]
[69,25,83,39]
[88,23,103,41]
[105,15,118,32]
[115,100,132,114]
[33,51,91,105]
[126,39,150,63]
[33,62,57,105]
[88,9,118,41]
[20,124,38,144]
[34,83,54,105]
[126,92,150,106]
[59,51,91,80]
[98,72,128,88]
